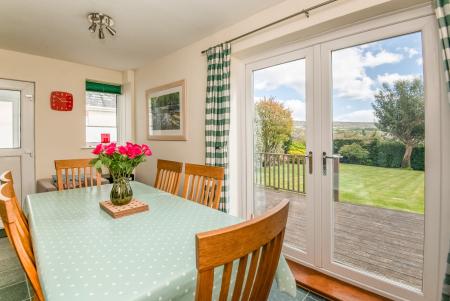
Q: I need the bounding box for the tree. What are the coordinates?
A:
[255,97,293,154]
[372,78,424,168]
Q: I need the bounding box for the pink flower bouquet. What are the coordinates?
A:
[91,142,152,205]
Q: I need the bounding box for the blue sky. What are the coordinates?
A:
[253,32,423,122]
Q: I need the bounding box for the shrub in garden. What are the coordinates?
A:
[411,146,425,171]
[288,140,306,155]
[333,139,364,154]
[339,143,369,164]
[376,141,405,168]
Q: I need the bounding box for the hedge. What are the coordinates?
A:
[333,139,424,171]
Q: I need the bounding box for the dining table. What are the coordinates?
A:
[25,181,297,301]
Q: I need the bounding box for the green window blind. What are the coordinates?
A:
[86,81,122,94]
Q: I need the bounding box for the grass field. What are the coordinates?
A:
[256,163,424,214]
[339,164,424,214]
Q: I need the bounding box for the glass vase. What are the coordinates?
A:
[110,177,133,206]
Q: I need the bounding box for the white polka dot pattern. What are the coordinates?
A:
[25,182,296,300]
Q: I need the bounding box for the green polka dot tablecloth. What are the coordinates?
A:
[25,181,296,301]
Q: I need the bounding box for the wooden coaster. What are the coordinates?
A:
[99,199,149,219]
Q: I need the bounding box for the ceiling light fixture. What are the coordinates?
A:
[87,13,116,39]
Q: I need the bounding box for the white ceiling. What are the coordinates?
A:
[0,0,285,70]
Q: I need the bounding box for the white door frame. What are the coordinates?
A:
[0,79,35,206]
[240,5,443,301]
[245,47,316,265]
[320,16,442,301]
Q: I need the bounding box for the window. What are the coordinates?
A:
[85,81,122,145]
[0,89,20,149]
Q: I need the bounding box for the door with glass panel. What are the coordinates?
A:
[246,48,316,263]
[0,79,35,228]
[320,18,440,301]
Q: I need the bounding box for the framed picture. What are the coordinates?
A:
[146,80,187,141]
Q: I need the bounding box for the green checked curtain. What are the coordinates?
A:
[437,1,450,299]
[205,43,231,213]
[437,0,450,102]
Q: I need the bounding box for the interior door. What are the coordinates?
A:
[320,17,441,301]
[245,48,316,264]
[0,79,35,228]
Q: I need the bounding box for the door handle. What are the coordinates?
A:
[23,150,33,158]
[322,152,340,175]
[306,151,313,174]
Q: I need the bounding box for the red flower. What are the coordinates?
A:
[104,143,116,156]
[141,144,152,156]
[118,146,128,155]
[92,144,104,155]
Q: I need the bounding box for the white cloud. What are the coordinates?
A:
[398,46,419,58]
[363,50,403,67]
[332,47,404,101]
[332,47,375,101]
[376,73,420,85]
[254,44,404,103]
[282,99,305,121]
[416,57,423,65]
[253,59,306,95]
[335,110,376,122]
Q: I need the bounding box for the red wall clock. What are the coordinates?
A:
[50,91,73,111]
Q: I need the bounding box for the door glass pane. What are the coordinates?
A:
[331,32,424,289]
[253,59,308,251]
[0,90,20,149]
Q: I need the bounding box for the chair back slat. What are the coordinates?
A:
[241,248,261,301]
[0,171,28,227]
[231,255,248,301]
[0,171,31,256]
[55,159,102,191]
[195,200,289,301]
[154,159,183,195]
[182,164,224,209]
[0,182,44,301]
[219,262,233,301]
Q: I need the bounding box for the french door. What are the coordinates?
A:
[245,48,316,264]
[244,12,441,301]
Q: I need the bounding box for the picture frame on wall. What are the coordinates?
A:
[146,80,187,141]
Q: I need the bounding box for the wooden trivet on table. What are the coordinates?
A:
[99,199,149,219]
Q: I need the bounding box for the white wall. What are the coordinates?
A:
[0,48,124,179]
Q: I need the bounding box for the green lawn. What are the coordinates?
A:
[338,164,424,214]
[256,163,424,214]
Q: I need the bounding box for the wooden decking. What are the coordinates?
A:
[254,186,424,290]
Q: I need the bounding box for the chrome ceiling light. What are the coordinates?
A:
[87,13,116,39]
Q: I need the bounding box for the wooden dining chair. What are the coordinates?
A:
[0,170,31,250]
[0,182,44,301]
[54,159,102,191]
[195,199,289,301]
[154,159,183,195]
[181,163,224,209]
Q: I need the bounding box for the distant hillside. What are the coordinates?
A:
[293,120,376,129]
[333,122,376,129]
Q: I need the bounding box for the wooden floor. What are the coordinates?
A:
[254,187,424,290]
